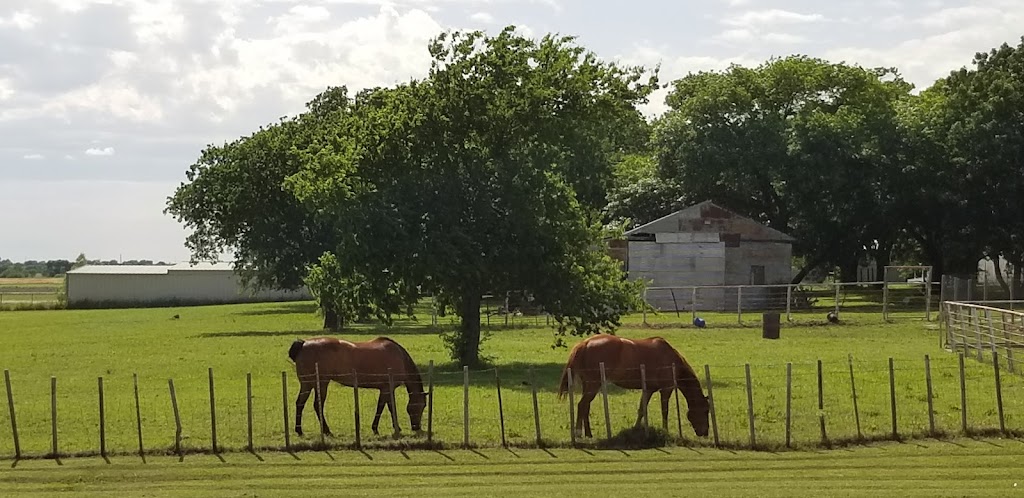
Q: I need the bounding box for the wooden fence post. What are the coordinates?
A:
[599,362,612,440]
[704,364,719,447]
[835,283,842,319]
[5,370,20,459]
[817,360,827,445]
[785,363,792,448]
[992,351,1006,435]
[672,364,682,438]
[133,373,144,459]
[208,367,218,453]
[246,373,253,452]
[744,363,755,447]
[738,286,743,325]
[924,355,935,435]
[958,353,967,434]
[495,368,506,447]
[848,354,861,439]
[888,357,897,438]
[50,376,58,458]
[463,366,470,448]
[567,367,577,445]
[281,371,291,451]
[98,376,106,457]
[530,367,542,445]
[786,285,792,321]
[640,364,649,428]
[169,379,182,456]
[353,370,361,449]
[691,287,698,322]
[427,361,434,443]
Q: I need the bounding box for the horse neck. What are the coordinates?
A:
[401,357,425,395]
[675,360,706,406]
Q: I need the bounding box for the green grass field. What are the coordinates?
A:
[0,300,1020,460]
[3,439,1023,497]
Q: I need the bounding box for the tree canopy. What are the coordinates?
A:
[167,26,1024,363]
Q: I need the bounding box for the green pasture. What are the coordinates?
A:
[0,300,1020,460]
[2,439,1024,497]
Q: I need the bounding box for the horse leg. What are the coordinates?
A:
[385,388,401,437]
[312,380,332,436]
[371,390,387,435]
[635,389,652,428]
[659,388,672,432]
[294,380,313,436]
[577,388,597,438]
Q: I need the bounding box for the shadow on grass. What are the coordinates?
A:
[234,303,320,316]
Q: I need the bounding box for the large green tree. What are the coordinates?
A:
[653,56,913,282]
[289,27,655,365]
[165,87,364,329]
[937,37,1024,292]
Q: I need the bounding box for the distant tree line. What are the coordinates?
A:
[165,26,1024,365]
[0,253,171,278]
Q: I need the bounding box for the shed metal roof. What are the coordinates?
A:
[624,200,795,242]
[67,262,236,275]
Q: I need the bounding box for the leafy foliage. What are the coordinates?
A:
[653,56,912,282]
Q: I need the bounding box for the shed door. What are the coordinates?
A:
[750,265,766,285]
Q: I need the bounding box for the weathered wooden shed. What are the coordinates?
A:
[621,200,795,311]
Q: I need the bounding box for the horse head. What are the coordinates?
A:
[407,390,428,432]
[686,395,711,437]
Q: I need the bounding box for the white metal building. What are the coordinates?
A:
[65,262,311,308]
[614,200,795,311]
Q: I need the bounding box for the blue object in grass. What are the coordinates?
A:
[693,317,706,328]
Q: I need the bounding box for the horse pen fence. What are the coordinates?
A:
[2,351,1022,461]
[640,279,937,326]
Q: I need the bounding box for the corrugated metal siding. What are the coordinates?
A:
[66,270,311,306]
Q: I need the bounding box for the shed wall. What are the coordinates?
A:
[67,271,310,307]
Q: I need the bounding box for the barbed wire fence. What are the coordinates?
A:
[2,351,1021,461]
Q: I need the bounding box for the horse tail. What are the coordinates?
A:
[558,341,585,400]
[288,339,305,362]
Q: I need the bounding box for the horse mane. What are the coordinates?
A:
[377,337,425,394]
[664,342,707,406]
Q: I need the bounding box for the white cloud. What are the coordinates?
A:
[23,153,44,160]
[128,0,187,45]
[270,5,331,34]
[85,146,116,156]
[470,12,495,24]
[0,10,40,30]
[723,9,826,28]
[0,79,13,101]
[762,32,806,44]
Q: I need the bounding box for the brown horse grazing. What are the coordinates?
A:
[288,336,427,437]
[558,334,710,438]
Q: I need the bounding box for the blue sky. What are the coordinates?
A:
[1,0,1022,262]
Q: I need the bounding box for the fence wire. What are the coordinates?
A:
[1,354,1021,459]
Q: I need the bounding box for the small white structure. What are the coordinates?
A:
[65,262,311,308]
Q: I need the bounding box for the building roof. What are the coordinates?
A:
[67,262,236,275]
[624,200,795,242]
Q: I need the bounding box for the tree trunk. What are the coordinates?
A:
[791,254,827,285]
[323,307,340,331]
[992,256,1009,295]
[458,291,482,367]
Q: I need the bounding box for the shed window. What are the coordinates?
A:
[750,265,766,285]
